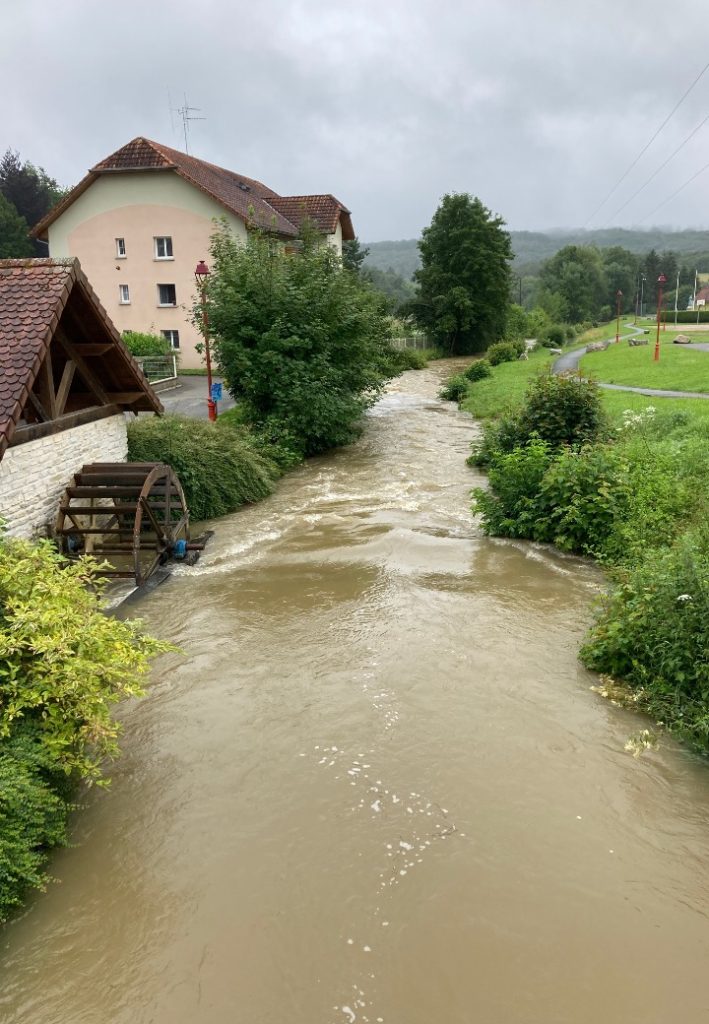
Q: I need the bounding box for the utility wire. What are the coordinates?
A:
[639,155,709,224]
[606,109,709,222]
[584,56,709,227]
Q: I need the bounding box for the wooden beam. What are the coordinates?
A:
[37,359,57,418]
[76,343,113,356]
[26,390,50,422]
[54,326,110,405]
[55,359,76,416]
[107,392,144,404]
[9,404,122,446]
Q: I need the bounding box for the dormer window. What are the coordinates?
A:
[154,236,173,259]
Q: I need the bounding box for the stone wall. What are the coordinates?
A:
[0,414,128,538]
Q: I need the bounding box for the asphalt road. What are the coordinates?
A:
[158,376,235,418]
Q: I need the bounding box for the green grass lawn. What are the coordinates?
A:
[459,343,709,427]
[580,337,709,393]
[460,348,552,418]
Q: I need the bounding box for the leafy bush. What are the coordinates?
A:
[543,324,566,348]
[127,415,279,520]
[122,331,172,357]
[388,347,430,371]
[505,304,528,342]
[205,223,393,457]
[0,538,172,918]
[487,341,521,366]
[0,539,172,778]
[439,374,469,402]
[0,726,71,921]
[473,436,553,537]
[516,373,607,450]
[581,525,709,749]
[464,359,492,382]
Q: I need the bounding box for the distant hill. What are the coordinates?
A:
[364,228,709,280]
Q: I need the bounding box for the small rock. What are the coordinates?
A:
[673,334,691,345]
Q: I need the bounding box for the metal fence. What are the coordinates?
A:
[390,336,431,351]
[135,355,178,386]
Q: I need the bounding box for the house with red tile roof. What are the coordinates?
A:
[32,138,355,369]
[0,257,162,537]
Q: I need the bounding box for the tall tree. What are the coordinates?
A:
[0,150,65,255]
[413,193,513,353]
[342,237,370,274]
[601,247,639,314]
[0,193,32,258]
[538,245,607,323]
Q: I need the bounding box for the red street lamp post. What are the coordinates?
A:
[195,260,217,421]
[654,273,667,363]
[615,289,623,343]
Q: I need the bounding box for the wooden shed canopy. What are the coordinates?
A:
[0,258,162,459]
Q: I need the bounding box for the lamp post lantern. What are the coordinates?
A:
[195,260,217,421]
[654,273,667,363]
[615,289,623,343]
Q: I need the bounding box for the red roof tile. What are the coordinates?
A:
[0,258,162,459]
[33,138,353,242]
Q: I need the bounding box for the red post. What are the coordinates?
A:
[195,260,218,421]
[654,273,667,362]
[615,289,623,343]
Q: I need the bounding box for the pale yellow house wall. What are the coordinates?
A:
[47,172,247,369]
[327,221,343,254]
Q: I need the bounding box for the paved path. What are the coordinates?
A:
[158,375,235,418]
[553,325,709,400]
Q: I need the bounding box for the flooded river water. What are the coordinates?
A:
[2,362,709,1023]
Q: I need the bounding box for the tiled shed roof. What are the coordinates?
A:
[0,258,162,458]
[33,138,353,242]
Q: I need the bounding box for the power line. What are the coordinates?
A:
[584,56,709,227]
[606,108,709,222]
[639,154,709,225]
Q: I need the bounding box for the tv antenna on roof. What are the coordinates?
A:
[168,92,206,154]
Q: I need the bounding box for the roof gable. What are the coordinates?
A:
[33,138,353,242]
[0,258,162,459]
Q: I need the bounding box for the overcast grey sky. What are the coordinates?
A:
[4,0,709,241]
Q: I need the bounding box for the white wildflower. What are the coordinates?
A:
[676,594,692,602]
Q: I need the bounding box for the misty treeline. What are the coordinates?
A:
[0,149,66,258]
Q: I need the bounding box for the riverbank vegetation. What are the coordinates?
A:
[458,354,709,754]
[0,538,172,920]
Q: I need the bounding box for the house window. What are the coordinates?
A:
[119,283,130,304]
[161,329,180,349]
[116,237,126,258]
[157,283,177,306]
[154,236,173,259]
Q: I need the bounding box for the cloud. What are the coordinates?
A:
[4,0,709,239]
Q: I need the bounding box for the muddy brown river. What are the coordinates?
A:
[2,363,709,1023]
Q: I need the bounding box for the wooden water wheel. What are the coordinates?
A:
[55,462,192,585]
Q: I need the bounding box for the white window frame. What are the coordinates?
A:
[154,236,174,260]
[116,237,126,258]
[119,283,130,305]
[161,329,180,349]
[157,283,177,307]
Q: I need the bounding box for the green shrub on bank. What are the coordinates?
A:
[581,525,709,751]
[542,324,566,348]
[387,347,430,371]
[127,415,279,521]
[464,359,492,382]
[439,374,469,403]
[487,341,523,365]
[0,538,171,918]
[122,331,172,358]
[472,372,606,466]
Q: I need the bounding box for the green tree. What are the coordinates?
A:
[538,245,608,323]
[0,150,66,255]
[601,247,639,314]
[412,193,513,354]
[363,265,416,312]
[205,223,393,456]
[0,193,32,258]
[342,236,369,274]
